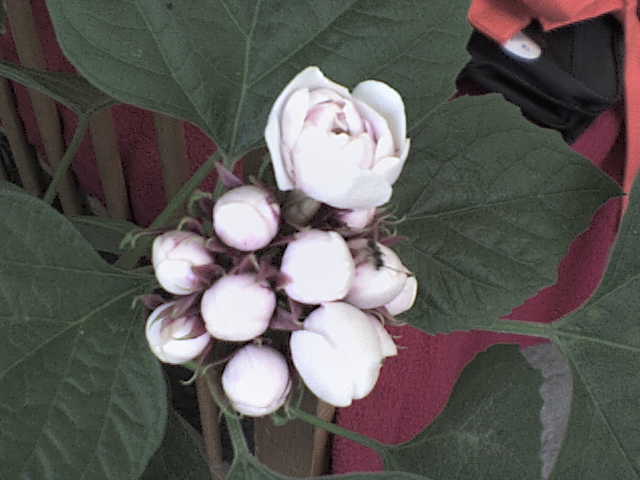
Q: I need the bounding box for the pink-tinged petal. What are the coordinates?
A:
[373,138,411,185]
[353,98,394,159]
[292,127,391,209]
[281,88,310,151]
[352,80,407,148]
[265,67,350,191]
[385,276,418,316]
[305,102,342,131]
[342,100,364,135]
[309,87,350,106]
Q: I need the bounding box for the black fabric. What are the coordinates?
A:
[457,15,624,143]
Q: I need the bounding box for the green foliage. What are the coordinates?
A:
[0,59,115,115]
[381,345,544,479]
[394,95,621,333]
[69,215,138,255]
[546,175,640,478]
[46,0,470,156]
[141,410,211,480]
[0,184,166,480]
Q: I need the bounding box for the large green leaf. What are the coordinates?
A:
[0,59,115,115]
[394,95,621,333]
[69,215,138,255]
[141,410,210,480]
[0,183,166,480]
[546,176,640,478]
[381,345,544,479]
[46,0,470,155]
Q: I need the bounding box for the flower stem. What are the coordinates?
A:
[224,412,250,457]
[114,150,223,269]
[43,114,90,204]
[287,405,386,453]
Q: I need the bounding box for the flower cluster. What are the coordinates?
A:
[145,67,417,416]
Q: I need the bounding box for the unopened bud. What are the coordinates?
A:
[337,208,375,230]
[290,302,396,407]
[145,302,210,365]
[214,185,280,251]
[201,273,276,341]
[222,344,291,417]
[346,239,409,309]
[281,230,354,304]
[152,231,213,295]
[385,276,418,316]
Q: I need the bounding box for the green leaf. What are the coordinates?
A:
[547,176,640,478]
[46,0,470,155]
[141,410,211,480]
[0,183,166,480]
[0,59,115,115]
[228,458,431,480]
[394,95,621,333]
[69,215,138,255]
[381,345,544,479]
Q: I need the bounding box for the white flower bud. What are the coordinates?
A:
[152,231,213,295]
[281,230,354,304]
[346,239,409,309]
[222,344,291,417]
[201,273,276,341]
[337,208,375,230]
[385,276,418,316]
[213,185,280,251]
[290,302,397,407]
[145,302,210,365]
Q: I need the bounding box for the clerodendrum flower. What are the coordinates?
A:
[265,66,410,209]
[152,230,213,295]
[222,344,291,417]
[290,302,397,407]
[213,185,280,251]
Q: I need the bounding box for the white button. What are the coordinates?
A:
[501,32,542,61]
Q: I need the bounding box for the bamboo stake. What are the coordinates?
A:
[90,109,130,219]
[0,77,41,194]
[154,113,188,201]
[310,401,335,475]
[6,0,82,214]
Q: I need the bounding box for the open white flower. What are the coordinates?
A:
[222,344,291,417]
[152,231,213,295]
[145,302,210,365]
[280,229,354,304]
[265,66,410,209]
[290,302,397,407]
[214,185,280,251]
[201,274,276,341]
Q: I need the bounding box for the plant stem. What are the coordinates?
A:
[288,405,386,453]
[224,412,250,456]
[43,114,90,204]
[481,319,553,338]
[114,150,223,269]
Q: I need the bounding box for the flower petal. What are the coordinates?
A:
[266,67,350,191]
[292,127,391,209]
[352,80,407,148]
[290,330,354,407]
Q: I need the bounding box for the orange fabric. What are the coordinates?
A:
[468,0,639,209]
